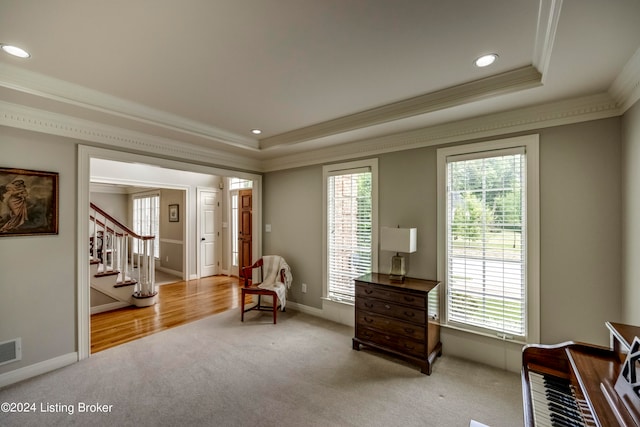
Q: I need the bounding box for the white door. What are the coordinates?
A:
[199,190,219,277]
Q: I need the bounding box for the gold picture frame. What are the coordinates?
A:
[0,167,59,236]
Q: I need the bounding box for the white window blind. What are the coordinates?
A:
[446,148,526,337]
[327,168,373,302]
[132,193,159,258]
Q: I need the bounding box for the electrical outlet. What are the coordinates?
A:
[301,283,307,293]
[165,256,169,262]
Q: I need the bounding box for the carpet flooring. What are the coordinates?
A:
[0,309,523,427]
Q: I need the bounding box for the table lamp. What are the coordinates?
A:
[380,226,417,282]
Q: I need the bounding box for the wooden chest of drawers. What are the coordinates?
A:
[352,273,441,375]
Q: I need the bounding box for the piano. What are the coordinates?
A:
[522,322,640,426]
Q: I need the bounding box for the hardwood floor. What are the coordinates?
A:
[91,275,243,354]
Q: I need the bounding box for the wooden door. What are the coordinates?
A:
[238,189,252,272]
[199,190,220,277]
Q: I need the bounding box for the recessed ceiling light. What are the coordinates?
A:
[251,129,262,135]
[1,44,31,58]
[474,53,498,68]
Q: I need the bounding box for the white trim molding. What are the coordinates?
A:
[436,134,540,344]
[0,352,78,388]
[610,46,640,113]
[286,301,353,327]
[322,159,379,305]
[0,63,258,151]
[91,302,130,315]
[0,100,263,172]
[260,66,542,150]
[262,92,619,172]
[0,86,628,175]
[77,145,264,360]
[533,0,563,80]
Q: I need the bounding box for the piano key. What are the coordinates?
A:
[529,372,586,426]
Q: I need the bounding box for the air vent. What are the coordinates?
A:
[0,338,21,366]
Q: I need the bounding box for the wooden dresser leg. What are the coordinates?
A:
[421,363,432,375]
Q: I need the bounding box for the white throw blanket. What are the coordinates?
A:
[257,255,292,310]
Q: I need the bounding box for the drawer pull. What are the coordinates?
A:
[364,288,373,294]
[384,335,391,340]
[404,344,415,350]
[384,304,391,310]
[404,328,415,334]
[364,317,374,324]
[364,302,373,309]
[363,332,373,338]
[404,296,416,302]
[404,311,415,318]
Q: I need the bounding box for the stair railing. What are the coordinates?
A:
[89,202,157,304]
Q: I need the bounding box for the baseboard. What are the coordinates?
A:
[286,301,324,317]
[156,266,183,278]
[90,301,130,314]
[321,298,355,327]
[0,352,77,389]
[287,301,354,327]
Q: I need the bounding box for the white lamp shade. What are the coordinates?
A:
[380,227,417,253]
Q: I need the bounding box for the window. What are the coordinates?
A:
[229,177,252,190]
[132,192,160,258]
[437,136,539,342]
[323,159,378,303]
[231,190,239,267]
[228,178,252,267]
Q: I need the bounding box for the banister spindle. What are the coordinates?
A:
[90,202,156,306]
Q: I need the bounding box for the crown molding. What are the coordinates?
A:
[260,65,542,150]
[261,92,620,172]
[89,182,136,194]
[533,0,562,80]
[609,46,640,113]
[0,63,259,151]
[1,91,627,175]
[2,89,623,175]
[259,0,559,151]
[0,100,263,172]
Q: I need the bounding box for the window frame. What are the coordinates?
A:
[437,135,540,344]
[322,159,378,304]
[131,191,160,259]
[230,189,239,268]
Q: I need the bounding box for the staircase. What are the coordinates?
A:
[89,202,157,311]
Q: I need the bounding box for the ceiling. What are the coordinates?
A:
[1,0,640,167]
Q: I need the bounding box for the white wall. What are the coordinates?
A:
[264,167,323,308]
[264,118,623,371]
[622,100,640,326]
[90,191,129,224]
[0,128,262,385]
[0,112,627,381]
[0,127,77,376]
[538,119,622,344]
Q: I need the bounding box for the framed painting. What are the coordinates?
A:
[168,204,179,222]
[0,167,59,236]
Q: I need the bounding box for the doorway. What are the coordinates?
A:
[78,146,263,360]
[238,189,252,271]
